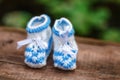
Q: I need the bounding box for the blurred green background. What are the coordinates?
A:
[0,0,120,42]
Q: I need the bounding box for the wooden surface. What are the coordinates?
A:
[0,27,120,80]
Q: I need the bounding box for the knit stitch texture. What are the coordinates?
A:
[52,18,78,70]
[17,14,52,68]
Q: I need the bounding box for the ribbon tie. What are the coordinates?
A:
[17,37,48,49]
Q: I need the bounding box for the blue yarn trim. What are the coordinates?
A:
[26,56,45,64]
[54,57,76,69]
[25,48,46,53]
[53,51,76,58]
[52,27,74,37]
[26,15,51,33]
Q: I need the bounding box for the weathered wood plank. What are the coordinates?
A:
[0,27,120,80]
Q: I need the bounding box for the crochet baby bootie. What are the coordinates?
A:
[52,18,78,70]
[17,14,52,68]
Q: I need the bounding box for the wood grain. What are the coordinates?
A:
[0,27,120,80]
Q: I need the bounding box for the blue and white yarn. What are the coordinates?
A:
[52,26,74,37]
[26,14,51,34]
[24,35,52,68]
[52,18,78,70]
[17,14,52,68]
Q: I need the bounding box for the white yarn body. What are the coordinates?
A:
[25,26,52,68]
[53,18,78,70]
[17,14,52,68]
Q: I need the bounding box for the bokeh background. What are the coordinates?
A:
[0,0,120,42]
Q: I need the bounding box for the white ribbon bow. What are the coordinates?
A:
[17,38,48,49]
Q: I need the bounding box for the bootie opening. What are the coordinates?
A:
[53,18,74,37]
[31,17,44,27]
[54,18,72,34]
[57,18,69,31]
[26,14,51,33]
[30,16,46,28]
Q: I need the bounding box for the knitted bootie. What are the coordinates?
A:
[17,14,52,68]
[52,18,78,70]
